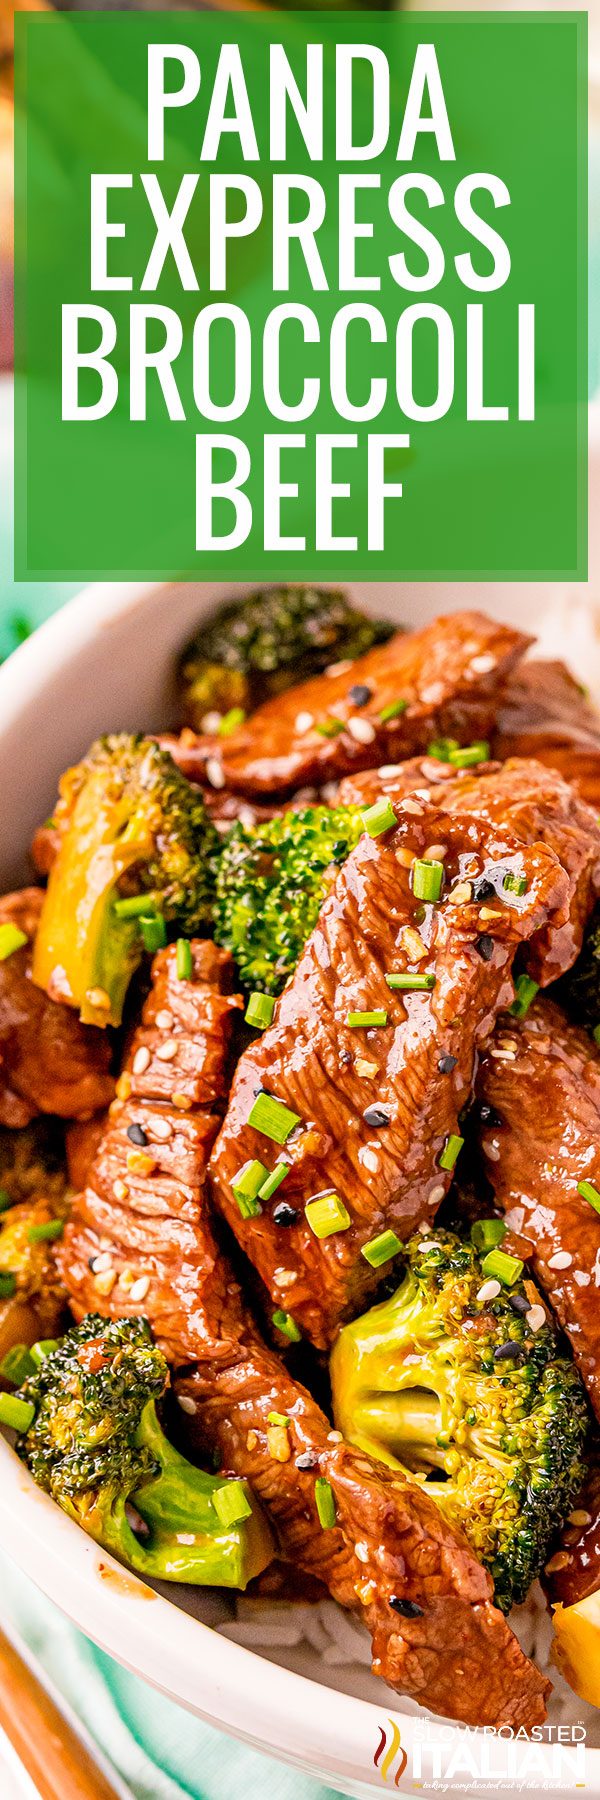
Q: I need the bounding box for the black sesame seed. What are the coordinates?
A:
[127,1123,148,1147]
[508,1293,530,1317]
[296,1451,319,1471]
[473,878,495,902]
[273,1202,300,1227]
[475,933,495,962]
[438,1054,457,1074]
[348,684,372,707]
[389,1596,424,1618]
[493,1341,524,1362]
[363,1104,392,1128]
[339,1050,352,1066]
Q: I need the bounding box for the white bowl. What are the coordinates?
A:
[1,572,600,1799]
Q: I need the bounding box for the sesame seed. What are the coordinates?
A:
[479,907,504,922]
[201,710,223,734]
[490,1047,516,1062]
[246,1430,258,1451]
[133,1047,151,1075]
[94,1268,117,1296]
[177,1394,197,1415]
[379,765,403,778]
[326,659,353,677]
[172,1092,193,1111]
[526,1304,546,1332]
[395,847,415,868]
[119,1270,134,1291]
[429,1184,445,1206]
[423,844,447,862]
[147,1116,172,1142]
[295,711,314,733]
[401,799,424,817]
[126,1149,157,1176]
[471,653,496,674]
[548,1251,572,1271]
[113,1180,129,1202]
[477,1279,501,1303]
[327,1430,343,1443]
[206,758,226,789]
[156,1010,173,1030]
[156,1039,178,1062]
[355,1059,378,1078]
[568,1510,592,1528]
[361,1148,379,1174]
[544,1550,572,1574]
[482,1139,501,1161]
[116,1074,132,1101]
[128,1275,151,1303]
[347,716,376,745]
[448,882,473,906]
[273,1270,297,1289]
[355,1541,369,1563]
[401,926,427,963]
[238,806,256,831]
[574,1269,591,1287]
[86,987,111,1011]
[90,1252,113,1273]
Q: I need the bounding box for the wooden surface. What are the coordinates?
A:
[0,1623,122,1800]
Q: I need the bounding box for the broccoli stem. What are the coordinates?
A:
[33,777,149,1027]
[82,1401,273,1588]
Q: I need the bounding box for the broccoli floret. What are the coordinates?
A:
[556,903,600,1039]
[330,1228,589,1612]
[12,1315,273,1588]
[214,804,364,995]
[177,585,393,729]
[32,735,219,1027]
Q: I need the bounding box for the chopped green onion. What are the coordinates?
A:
[577,1179,600,1214]
[29,1339,58,1366]
[140,915,167,953]
[593,1025,600,1049]
[361,797,397,839]
[248,1093,301,1145]
[426,738,458,763]
[347,1010,388,1029]
[257,1163,289,1202]
[0,924,27,962]
[481,1248,524,1287]
[315,1477,337,1530]
[212,1480,252,1529]
[412,859,444,903]
[0,1191,13,1215]
[272,1309,301,1343]
[232,1160,268,1219]
[510,975,539,1020]
[385,973,436,992]
[268,1411,291,1428]
[0,1392,35,1432]
[361,1229,402,1268]
[503,872,527,897]
[218,707,246,736]
[176,938,193,981]
[379,698,408,724]
[0,1274,17,1298]
[245,992,276,1031]
[448,742,490,769]
[27,1219,64,1244]
[471,1218,506,1253]
[305,1192,351,1239]
[315,718,345,738]
[114,894,159,919]
[0,1344,36,1385]
[438,1133,464,1172]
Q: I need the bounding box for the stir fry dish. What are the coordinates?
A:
[4,586,600,1730]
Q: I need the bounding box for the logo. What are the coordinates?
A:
[374,1718,408,1786]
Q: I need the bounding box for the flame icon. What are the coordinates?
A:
[373,1717,408,1786]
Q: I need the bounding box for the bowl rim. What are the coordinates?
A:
[0,576,598,1796]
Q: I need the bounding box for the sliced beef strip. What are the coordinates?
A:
[493,659,600,810]
[210,791,567,1349]
[339,758,600,986]
[58,940,549,1730]
[542,1456,600,1609]
[0,890,115,1127]
[475,996,600,1422]
[167,612,530,800]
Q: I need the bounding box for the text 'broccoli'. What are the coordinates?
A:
[10,1315,273,1588]
[331,1228,589,1612]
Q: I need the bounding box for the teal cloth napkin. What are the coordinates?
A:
[0,1549,344,1800]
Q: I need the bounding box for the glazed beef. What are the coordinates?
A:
[339,758,600,985]
[493,659,600,809]
[475,996,600,1421]
[166,612,530,799]
[210,787,567,1348]
[0,890,115,1127]
[542,1456,600,1609]
[58,940,548,1730]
